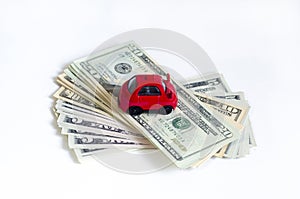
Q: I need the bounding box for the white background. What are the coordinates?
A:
[1,0,299,198]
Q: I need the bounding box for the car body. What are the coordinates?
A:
[118,74,178,115]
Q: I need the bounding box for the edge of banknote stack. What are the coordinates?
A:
[52,41,256,169]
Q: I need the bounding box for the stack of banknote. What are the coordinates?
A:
[53,41,256,168]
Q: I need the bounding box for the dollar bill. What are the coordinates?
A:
[53,86,108,116]
[213,92,253,158]
[192,92,251,158]
[181,74,239,157]
[56,100,149,141]
[68,62,112,105]
[247,119,256,147]
[53,86,132,128]
[193,92,249,124]
[68,135,154,149]
[57,72,112,113]
[56,100,122,128]
[53,40,255,167]
[182,73,231,94]
[183,75,255,158]
[210,92,255,149]
[73,148,106,163]
[69,41,241,168]
[62,127,117,137]
[57,113,147,142]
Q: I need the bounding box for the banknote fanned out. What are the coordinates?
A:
[53,41,255,168]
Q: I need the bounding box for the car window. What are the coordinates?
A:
[127,76,137,94]
[138,86,161,96]
[162,81,166,92]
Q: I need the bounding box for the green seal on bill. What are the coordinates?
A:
[172,117,191,130]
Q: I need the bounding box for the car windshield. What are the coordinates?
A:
[138,86,161,96]
[127,76,137,94]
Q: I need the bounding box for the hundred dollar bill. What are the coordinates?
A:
[69,41,241,168]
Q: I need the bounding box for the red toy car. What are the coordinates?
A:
[118,74,178,115]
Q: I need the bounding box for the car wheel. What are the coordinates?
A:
[128,106,143,115]
[159,106,173,115]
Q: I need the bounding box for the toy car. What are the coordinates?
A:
[118,74,178,115]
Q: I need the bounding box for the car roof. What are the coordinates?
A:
[134,74,163,86]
